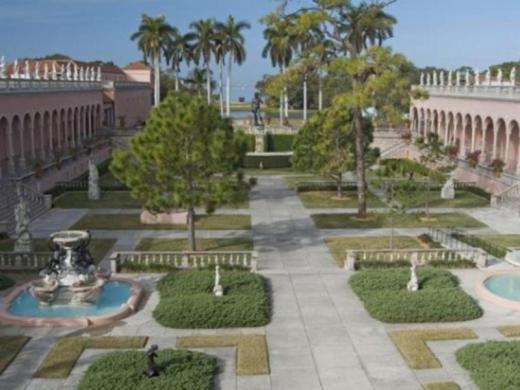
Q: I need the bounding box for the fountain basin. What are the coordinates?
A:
[0,277,142,327]
[476,272,520,311]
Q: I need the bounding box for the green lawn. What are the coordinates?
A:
[245,168,302,177]
[153,270,270,328]
[403,190,489,209]
[325,236,425,267]
[299,190,386,209]
[312,212,486,229]
[456,341,520,390]
[350,268,483,323]
[136,238,254,252]
[0,239,116,264]
[284,175,328,188]
[476,234,520,248]
[71,214,251,230]
[54,191,249,209]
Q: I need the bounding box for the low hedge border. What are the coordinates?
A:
[456,340,520,390]
[354,259,476,270]
[497,325,520,337]
[0,274,15,290]
[35,336,148,378]
[177,335,270,375]
[389,328,477,369]
[78,349,217,390]
[452,233,507,259]
[0,336,30,374]
[243,154,292,169]
[296,182,357,193]
[423,382,461,390]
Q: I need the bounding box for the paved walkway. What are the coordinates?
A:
[251,176,419,389]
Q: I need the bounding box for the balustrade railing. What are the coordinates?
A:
[0,79,103,93]
[110,251,258,273]
[0,252,52,270]
[414,85,520,101]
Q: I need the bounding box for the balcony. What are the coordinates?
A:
[413,85,520,102]
[0,79,103,94]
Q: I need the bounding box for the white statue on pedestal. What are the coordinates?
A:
[439,71,445,86]
[13,59,19,79]
[213,265,223,297]
[456,71,461,86]
[43,63,49,80]
[407,261,419,292]
[66,62,71,80]
[433,71,438,86]
[426,73,431,86]
[24,61,30,79]
[511,67,516,86]
[441,177,455,200]
[97,66,101,81]
[34,62,40,80]
[465,70,470,86]
[0,56,5,79]
[420,72,424,86]
[485,69,491,85]
[14,186,33,253]
[448,71,453,86]
[79,67,84,81]
[497,68,503,85]
[60,64,65,80]
[91,67,96,81]
[73,64,78,81]
[88,160,100,200]
[85,67,90,81]
[474,69,480,86]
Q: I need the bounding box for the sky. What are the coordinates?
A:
[1,0,520,99]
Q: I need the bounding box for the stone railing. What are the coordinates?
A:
[345,247,487,270]
[110,251,258,273]
[491,183,520,211]
[414,85,520,101]
[0,252,52,270]
[0,79,103,93]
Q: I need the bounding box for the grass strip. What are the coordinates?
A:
[0,336,30,374]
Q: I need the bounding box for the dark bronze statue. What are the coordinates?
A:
[251,93,264,127]
[144,344,160,378]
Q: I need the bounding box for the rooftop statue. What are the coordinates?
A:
[44,63,49,80]
[420,72,424,86]
[497,68,503,85]
[34,62,40,80]
[448,71,452,86]
[13,59,19,79]
[474,69,480,86]
[24,61,30,79]
[456,71,461,86]
[439,71,445,86]
[0,56,5,79]
[433,71,438,86]
[485,69,491,85]
[511,67,516,86]
[52,62,57,80]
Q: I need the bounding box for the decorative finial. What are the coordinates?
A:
[0,56,5,79]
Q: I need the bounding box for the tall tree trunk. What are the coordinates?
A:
[175,68,179,92]
[206,63,211,104]
[336,173,343,198]
[279,93,283,126]
[282,65,288,119]
[303,75,308,122]
[318,69,323,111]
[187,207,197,251]
[219,61,224,116]
[153,53,160,107]
[226,54,232,117]
[353,105,367,218]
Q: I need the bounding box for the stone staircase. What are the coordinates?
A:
[492,183,520,215]
[0,179,50,237]
[373,130,408,159]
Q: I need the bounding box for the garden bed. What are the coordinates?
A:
[312,212,486,229]
[350,268,483,323]
[299,190,385,209]
[135,238,254,252]
[456,340,520,390]
[153,270,270,328]
[78,349,217,390]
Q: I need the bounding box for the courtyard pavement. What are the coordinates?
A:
[2,176,520,389]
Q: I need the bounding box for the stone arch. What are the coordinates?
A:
[496,118,507,162]
[85,106,90,138]
[509,120,520,171]
[426,109,432,135]
[0,117,9,174]
[96,104,102,129]
[23,113,32,164]
[43,111,51,158]
[447,112,455,145]
[419,108,425,136]
[411,107,419,134]
[33,112,42,159]
[59,108,66,150]
[455,113,464,151]
[463,114,473,154]
[432,110,439,135]
[11,115,22,168]
[439,111,447,142]
[67,108,73,149]
[483,117,494,163]
[52,110,59,153]
[474,116,483,153]
[73,107,80,146]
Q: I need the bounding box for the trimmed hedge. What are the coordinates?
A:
[296,182,357,193]
[265,134,295,152]
[379,159,446,182]
[244,154,292,169]
[78,349,217,390]
[0,274,15,290]
[153,270,270,328]
[350,268,483,323]
[355,259,475,270]
[456,341,520,390]
[452,233,507,259]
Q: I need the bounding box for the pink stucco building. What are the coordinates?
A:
[0,58,153,177]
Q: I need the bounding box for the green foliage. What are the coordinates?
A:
[243,154,292,169]
[153,271,270,328]
[378,159,446,182]
[452,233,507,259]
[0,274,15,290]
[456,341,520,390]
[265,134,295,151]
[79,349,217,390]
[417,234,443,249]
[350,268,483,323]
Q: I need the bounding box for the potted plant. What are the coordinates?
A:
[401,131,412,144]
[489,159,506,177]
[446,145,459,160]
[30,158,44,178]
[466,150,481,168]
[53,148,63,170]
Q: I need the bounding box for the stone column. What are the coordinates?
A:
[505,128,512,170]
[39,121,45,160]
[19,125,26,168]
[30,122,36,160]
[471,122,476,152]
[48,116,54,156]
[492,127,498,160]
[460,121,467,157]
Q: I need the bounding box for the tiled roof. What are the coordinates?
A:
[123,61,151,71]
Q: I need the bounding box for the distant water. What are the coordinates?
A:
[484,275,520,301]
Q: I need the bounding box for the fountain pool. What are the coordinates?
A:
[9,280,131,318]
[476,272,520,311]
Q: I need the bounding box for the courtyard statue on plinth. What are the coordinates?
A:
[14,185,33,253]
[251,93,264,128]
[144,344,160,378]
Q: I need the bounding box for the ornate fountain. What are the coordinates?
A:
[30,230,108,305]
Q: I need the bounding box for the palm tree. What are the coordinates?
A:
[190,19,217,104]
[262,19,296,124]
[165,32,195,92]
[213,36,226,116]
[216,16,251,117]
[131,14,177,107]
[185,67,214,97]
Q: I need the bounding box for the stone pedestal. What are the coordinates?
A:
[255,134,264,153]
[14,230,33,252]
[441,178,455,200]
